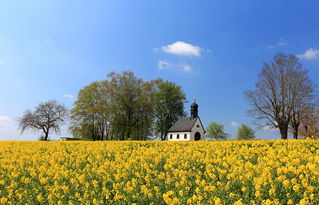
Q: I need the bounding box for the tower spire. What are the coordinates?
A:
[190,98,198,119]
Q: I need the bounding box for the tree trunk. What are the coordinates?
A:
[44,130,49,141]
[293,124,299,139]
[161,132,167,141]
[279,125,288,140]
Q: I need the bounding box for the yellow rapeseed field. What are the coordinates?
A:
[0,140,319,205]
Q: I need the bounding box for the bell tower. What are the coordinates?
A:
[190,100,198,119]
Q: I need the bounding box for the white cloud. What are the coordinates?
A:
[0,116,13,121]
[0,116,14,128]
[277,39,287,46]
[158,60,171,70]
[298,48,319,60]
[262,125,277,131]
[267,39,287,49]
[157,61,193,73]
[63,94,74,98]
[182,65,192,72]
[267,45,275,49]
[230,121,239,127]
[160,41,202,57]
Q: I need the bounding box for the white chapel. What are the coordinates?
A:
[167,101,205,141]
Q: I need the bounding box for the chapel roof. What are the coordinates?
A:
[167,117,198,132]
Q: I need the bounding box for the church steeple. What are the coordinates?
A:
[190,99,198,119]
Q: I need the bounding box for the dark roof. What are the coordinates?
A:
[168,117,198,132]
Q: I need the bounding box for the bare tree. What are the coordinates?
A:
[18,100,68,141]
[288,64,318,139]
[245,53,316,140]
[298,109,319,138]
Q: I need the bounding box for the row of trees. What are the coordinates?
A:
[69,72,187,141]
[18,53,319,141]
[18,71,187,141]
[206,122,255,140]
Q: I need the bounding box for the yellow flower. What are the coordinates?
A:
[283,180,290,188]
[0,197,8,205]
[93,198,99,205]
[293,184,300,192]
[299,198,308,205]
[241,186,247,192]
[269,187,275,196]
[36,194,43,202]
[229,192,236,198]
[192,195,198,202]
[263,199,272,205]
[163,191,174,204]
[214,197,222,205]
[234,199,244,205]
[255,191,261,198]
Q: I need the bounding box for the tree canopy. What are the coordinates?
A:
[205,122,229,140]
[70,81,109,141]
[18,100,68,141]
[236,124,256,140]
[69,71,186,140]
[153,80,187,140]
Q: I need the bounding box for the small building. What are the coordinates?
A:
[167,101,205,141]
[59,137,81,141]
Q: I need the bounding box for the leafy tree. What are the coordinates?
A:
[245,53,317,139]
[70,81,110,141]
[236,124,255,140]
[18,100,68,141]
[107,71,155,140]
[205,122,229,140]
[134,80,161,140]
[153,80,187,140]
[69,71,187,141]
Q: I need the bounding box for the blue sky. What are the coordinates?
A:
[1,0,319,140]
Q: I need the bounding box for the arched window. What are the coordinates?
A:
[170,134,172,139]
[177,134,180,139]
[184,134,187,139]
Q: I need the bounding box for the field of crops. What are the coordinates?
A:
[0,140,319,204]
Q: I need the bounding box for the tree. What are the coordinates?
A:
[236,124,255,140]
[70,81,110,141]
[205,122,229,140]
[289,83,317,139]
[18,100,68,141]
[245,53,317,139]
[298,109,319,139]
[153,80,187,140]
[107,71,155,140]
